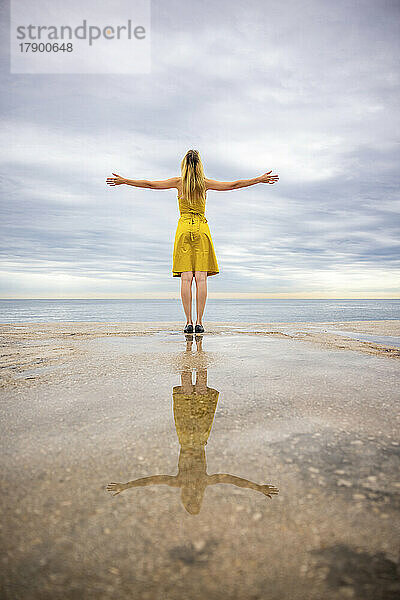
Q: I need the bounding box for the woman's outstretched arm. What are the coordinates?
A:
[205,170,279,191]
[106,173,180,189]
[207,474,279,498]
[106,475,178,496]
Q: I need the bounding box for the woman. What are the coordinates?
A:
[106,149,279,333]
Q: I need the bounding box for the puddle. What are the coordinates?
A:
[20,338,64,347]
[14,364,62,379]
[1,330,399,599]
[295,326,400,349]
[81,332,188,355]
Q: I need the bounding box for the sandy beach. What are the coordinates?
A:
[1,320,399,599]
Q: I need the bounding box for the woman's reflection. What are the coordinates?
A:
[107,334,279,513]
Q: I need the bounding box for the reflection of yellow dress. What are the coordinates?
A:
[172,386,219,447]
[172,193,219,277]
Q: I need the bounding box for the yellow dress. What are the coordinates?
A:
[172,386,220,448]
[172,192,219,277]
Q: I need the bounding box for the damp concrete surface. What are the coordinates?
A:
[0,321,399,600]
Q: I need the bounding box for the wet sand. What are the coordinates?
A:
[1,320,399,599]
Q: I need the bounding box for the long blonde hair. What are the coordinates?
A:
[181,149,206,210]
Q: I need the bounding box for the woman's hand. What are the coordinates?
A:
[259,484,279,498]
[106,482,126,496]
[106,173,126,186]
[259,170,279,184]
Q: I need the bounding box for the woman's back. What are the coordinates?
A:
[177,188,206,216]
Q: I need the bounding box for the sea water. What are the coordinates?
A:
[0,298,399,323]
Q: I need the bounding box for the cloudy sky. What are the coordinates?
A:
[1,0,399,298]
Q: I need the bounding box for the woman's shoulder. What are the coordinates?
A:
[204,177,214,191]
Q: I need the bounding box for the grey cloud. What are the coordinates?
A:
[0,0,399,296]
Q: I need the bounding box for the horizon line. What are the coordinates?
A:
[0,294,399,300]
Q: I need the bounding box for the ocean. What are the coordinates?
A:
[0,299,399,323]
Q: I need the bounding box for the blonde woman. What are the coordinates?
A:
[106,149,279,333]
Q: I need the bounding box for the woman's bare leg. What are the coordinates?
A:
[194,271,207,325]
[195,368,207,394]
[181,271,194,324]
[181,370,194,394]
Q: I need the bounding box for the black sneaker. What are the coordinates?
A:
[184,323,194,333]
[195,324,204,333]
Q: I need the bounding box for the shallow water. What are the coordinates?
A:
[307,327,400,349]
[1,331,399,599]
